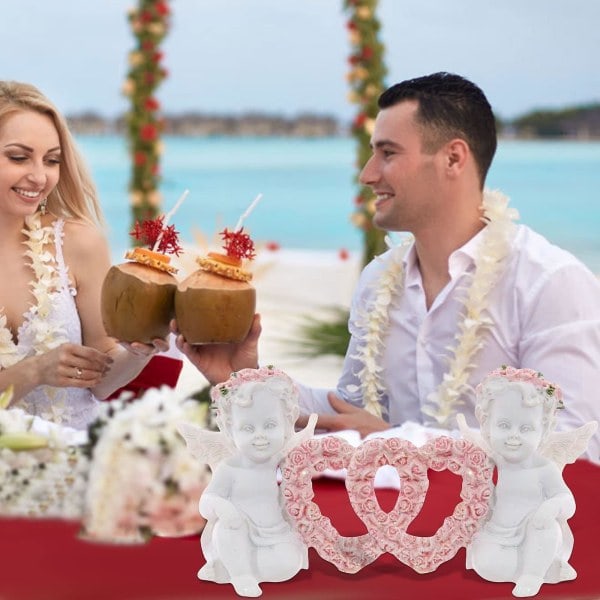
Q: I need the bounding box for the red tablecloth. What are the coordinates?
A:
[1,460,599,600]
[106,355,184,401]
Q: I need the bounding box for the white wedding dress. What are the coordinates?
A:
[2,217,99,429]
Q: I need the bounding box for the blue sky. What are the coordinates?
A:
[2,0,599,121]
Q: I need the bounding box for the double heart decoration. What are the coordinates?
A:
[281,436,494,574]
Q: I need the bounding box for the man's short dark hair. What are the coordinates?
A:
[379,72,497,186]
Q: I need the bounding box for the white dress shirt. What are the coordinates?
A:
[297,224,600,462]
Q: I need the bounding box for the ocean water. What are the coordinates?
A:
[77,135,600,273]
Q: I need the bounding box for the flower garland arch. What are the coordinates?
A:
[123,0,171,226]
[122,0,387,265]
[344,0,388,265]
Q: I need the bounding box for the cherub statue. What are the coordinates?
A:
[178,366,317,598]
[458,366,597,597]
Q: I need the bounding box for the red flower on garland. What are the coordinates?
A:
[140,123,158,141]
[144,97,160,111]
[155,1,170,15]
[130,216,182,255]
[140,10,153,23]
[353,112,367,129]
[220,228,256,261]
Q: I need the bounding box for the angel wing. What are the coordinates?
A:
[176,421,235,471]
[456,413,493,456]
[539,421,598,470]
[281,413,318,456]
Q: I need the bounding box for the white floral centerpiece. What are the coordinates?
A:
[82,386,211,543]
[0,387,88,519]
[0,384,212,543]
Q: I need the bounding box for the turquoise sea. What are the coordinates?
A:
[77,136,600,273]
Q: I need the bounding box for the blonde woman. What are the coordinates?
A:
[0,80,168,429]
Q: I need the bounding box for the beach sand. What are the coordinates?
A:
[172,247,362,396]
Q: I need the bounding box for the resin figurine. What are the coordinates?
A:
[178,366,316,597]
[459,366,597,597]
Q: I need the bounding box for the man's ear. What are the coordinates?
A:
[444,138,470,176]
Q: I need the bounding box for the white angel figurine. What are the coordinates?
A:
[458,366,597,597]
[178,366,317,598]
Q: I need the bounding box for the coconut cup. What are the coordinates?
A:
[175,267,256,345]
[101,256,178,343]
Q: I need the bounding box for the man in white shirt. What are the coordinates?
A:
[174,72,600,462]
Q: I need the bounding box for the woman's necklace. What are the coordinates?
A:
[0,214,68,369]
[354,190,519,427]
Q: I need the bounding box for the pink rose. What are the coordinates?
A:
[399,497,413,513]
[313,460,327,472]
[469,502,489,519]
[289,449,307,467]
[386,438,402,452]
[329,458,346,470]
[454,439,468,452]
[429,458,447,471]
[286,502,304,518]
[466,449,488,468]
[321,436,342,455]
[395,454,408,466]
[386,525,399,538]
[365,498,377,512]
[447,460,462,474]
[433,436,453,455]
[411,462,426,476]
[376,510,388,524]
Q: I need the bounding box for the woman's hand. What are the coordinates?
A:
[119,337,170,357]
[171,314,261,385]
[35,342,112,388]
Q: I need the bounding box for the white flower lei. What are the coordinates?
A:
[0,214,68,369]
[354,189,519,426]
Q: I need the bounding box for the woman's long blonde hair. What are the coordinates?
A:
[0,80,105,228]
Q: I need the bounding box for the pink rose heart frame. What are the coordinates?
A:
[281,435,493,574]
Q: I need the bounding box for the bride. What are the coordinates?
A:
[0,80,169,429]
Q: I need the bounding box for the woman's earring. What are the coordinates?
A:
[39,198,47,215]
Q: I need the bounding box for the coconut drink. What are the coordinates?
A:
[175,226,257,345]
[101,213,183,343]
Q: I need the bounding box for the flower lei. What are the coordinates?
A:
[353,190,519,427]
[0,215,68,369]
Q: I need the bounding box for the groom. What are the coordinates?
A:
[172,72,600,463]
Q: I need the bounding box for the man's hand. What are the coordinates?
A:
[171,314,261,385]
[297,391,390,438]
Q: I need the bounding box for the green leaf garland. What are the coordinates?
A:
[124,0,171,228]
[344,0,388,264]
